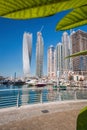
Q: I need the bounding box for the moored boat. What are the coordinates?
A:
[36,82,46,87]
[52,85,67,91]
[26,80,36,86]
[59,85,67,90]
[13,80,25,86]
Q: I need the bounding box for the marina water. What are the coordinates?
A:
[0,84,87,109]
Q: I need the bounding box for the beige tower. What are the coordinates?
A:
[71,30,87,74]
[47,45,56,78]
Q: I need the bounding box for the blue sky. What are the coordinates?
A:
[0,10,87,77]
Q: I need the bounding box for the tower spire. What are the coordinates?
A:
[39,25,44,32]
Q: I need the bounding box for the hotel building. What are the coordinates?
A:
[23,32,32,77]
[62,32,70,72]
[56,42,63,77]
[47,45,56,78]
[69,30,75,71]
[71,30,87,74]
[36,32,44,78]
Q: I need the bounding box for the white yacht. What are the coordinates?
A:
[26,80,36,86]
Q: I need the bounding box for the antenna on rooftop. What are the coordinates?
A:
[40,25,44,32]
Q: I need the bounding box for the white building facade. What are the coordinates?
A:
[23,32,32,77]
[69,30,75,71]
[62,32,70,72]
[47,45,56,78]
[36,32,44,78]
[56,42,63,77]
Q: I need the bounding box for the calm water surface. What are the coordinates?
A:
[0,84,87,108]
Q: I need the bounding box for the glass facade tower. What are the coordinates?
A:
[47,45,56,78]
[62,32,70,71]
[56,42,63,77]
[36,32,44,78]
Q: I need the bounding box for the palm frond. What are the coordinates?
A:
[65,50,87,59]
[56,5,87,30]
[0,0,87,19]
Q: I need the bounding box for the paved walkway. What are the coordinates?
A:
[0,100,87,130]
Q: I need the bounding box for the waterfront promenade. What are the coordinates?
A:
[0,100,87,130]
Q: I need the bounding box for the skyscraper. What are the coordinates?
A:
[36,32,44,78]
[56,42,63,77]
[62,32,70,71]
[47,45,56,78]
[71,30,87,73]
[69,30,75,71]
[23,32,32,76]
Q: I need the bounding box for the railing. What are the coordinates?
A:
[0,88,87,109]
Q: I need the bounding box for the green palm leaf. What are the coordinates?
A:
[0,0,87,19]
[65,50,87,58]
[56,5,87,30]
[77,107,87,130]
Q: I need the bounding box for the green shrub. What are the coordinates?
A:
[77,106,87,130]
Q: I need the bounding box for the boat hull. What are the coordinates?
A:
[36,83,46,87]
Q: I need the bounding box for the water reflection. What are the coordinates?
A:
[0,84,87,109]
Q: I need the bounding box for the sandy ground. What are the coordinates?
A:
[0,100,87,130]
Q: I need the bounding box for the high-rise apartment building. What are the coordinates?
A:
[54,49,56,77]
[47,45,56,78]
[71,30,87,73]
[56,42,63,77]
[69,30,75,71]
[23,32,32,76]
[62,32,70,71]
[36,32,44,78]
